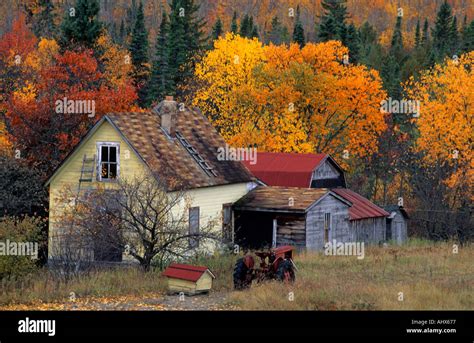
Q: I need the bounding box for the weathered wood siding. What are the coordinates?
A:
[310,160,346,188]
[351,217,386,245]
[306,194,351,250]
[312,160,340,180]
[391,213,407,245]
[276,215,306,248]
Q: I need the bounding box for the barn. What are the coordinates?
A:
[240,152,393,248]
[243,152,346,188]
[233,186,388,250]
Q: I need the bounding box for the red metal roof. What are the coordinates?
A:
[242,152,327,187]
[331,188,389,220]
[162,263,214,282]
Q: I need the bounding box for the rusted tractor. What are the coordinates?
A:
[233,245,296,289]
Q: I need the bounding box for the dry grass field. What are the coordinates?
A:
[0,240,472,310]
[229,240,474,310]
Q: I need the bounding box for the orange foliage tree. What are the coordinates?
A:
[405,51,473,199]
[0,16,138,176]
[194,34,387,163]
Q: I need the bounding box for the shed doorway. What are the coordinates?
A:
[234,211,275,249]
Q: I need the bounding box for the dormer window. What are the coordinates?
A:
[97,142,120,181]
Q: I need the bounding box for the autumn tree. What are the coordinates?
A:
[2,30,137,176]
[404,51,473,241]
[194,34,387,160]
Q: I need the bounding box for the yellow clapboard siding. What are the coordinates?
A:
[48,120,147,257]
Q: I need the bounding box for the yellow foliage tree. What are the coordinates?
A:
[404,51,473,198]
[95,33,133,88]
[194,36,387,159]
[193,33,266,141]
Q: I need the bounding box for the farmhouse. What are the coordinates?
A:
[241,152,394,249]
[45,96,255,262]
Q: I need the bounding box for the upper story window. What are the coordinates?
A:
[97,142,120,181]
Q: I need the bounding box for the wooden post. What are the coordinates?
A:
[272,219,277,248]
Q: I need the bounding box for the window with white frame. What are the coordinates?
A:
[97,142,120,181]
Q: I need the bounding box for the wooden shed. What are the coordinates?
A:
[384,205,409,245]
[233,186,389,250]
[162,263,215,295]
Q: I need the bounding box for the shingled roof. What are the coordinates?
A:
[46,100,254,191]
[233,186,350,213]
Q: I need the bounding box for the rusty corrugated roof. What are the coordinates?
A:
[242,152,327,187]
[331,188,389,220]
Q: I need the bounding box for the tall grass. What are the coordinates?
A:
[228,240,474,310]
[1,241,472,310]
[0,267,166,306]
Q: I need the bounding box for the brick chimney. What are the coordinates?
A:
[153,95,177,137]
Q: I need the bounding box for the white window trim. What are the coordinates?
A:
[96,142,120,182]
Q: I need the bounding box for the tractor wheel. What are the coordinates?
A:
[276,259,296,283]
[233,258,252,290]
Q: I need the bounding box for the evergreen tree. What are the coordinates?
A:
[231,11,238,34]
[32,0,56,39]
[390,14,404,61]
[318,0,348,42]
[432,0,453,60]
[211,17,223,41]
[381,54,402,106]
[292,5,305,47]
[449,15,459,55]
[345,23,360,62]
[165,0,205,96]
[461,18,474,53]
[251,24,259,39]
[268,16,289,45]
[358,21,383,69]
[239,14,250,37]
[421,18,430,46]
[177,0,207,56]
[415,19,421,48]
[147,12,171,105]
[119,19,126,45]
[60,0,102,48]
[125,0,138,37]
[129,1,149,105]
